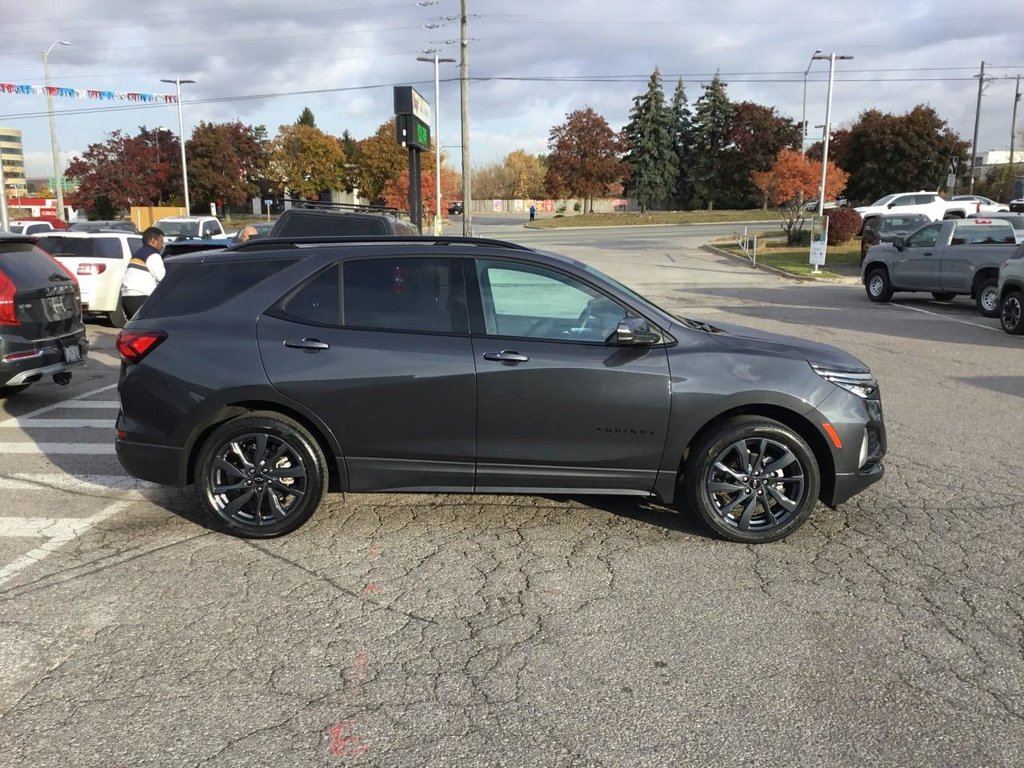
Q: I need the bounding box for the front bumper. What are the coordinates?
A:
[1,332,88,386]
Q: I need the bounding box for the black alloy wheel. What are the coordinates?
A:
[195,412,326,537]
[865,268,893,302]
[976,277,1000,317]
[1001,290,1024,335]
[683,417,820,544]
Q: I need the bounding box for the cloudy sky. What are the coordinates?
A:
[2,0,1022,182]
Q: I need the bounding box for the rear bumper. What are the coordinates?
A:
[1,333,88,386]
[115,437,189,486]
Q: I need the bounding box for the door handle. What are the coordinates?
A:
[284,338,330,350]
[483,350,529,364]
[923,251,933,256]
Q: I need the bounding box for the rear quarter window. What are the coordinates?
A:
[950,226,1016,246]
[140,258,297,318]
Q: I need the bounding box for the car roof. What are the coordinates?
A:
[156,216,213,221]
[34,230,137,238]
[0,231,37,243]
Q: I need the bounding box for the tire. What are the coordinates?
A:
[865,267,893,302]
[682,417,821,544]
[107,298,128,328]
[1001,290,1024,335]
[975,277,1000,317]
[194,411,327,538]
[0,384,31,398]
[930,292,956,302]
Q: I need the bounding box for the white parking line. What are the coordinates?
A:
[88,351,122,368]
[0,383,118,427]
[48,400,120,409]
[1,419,113,429]
[0,501,130,587]
[0,473,155,495]
[0,443,116,454]
[892,302,1002,332]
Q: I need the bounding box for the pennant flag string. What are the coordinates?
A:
[0,82,177,103]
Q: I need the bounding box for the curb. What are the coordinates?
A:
[523,220,781,232]
[701,244,861,285]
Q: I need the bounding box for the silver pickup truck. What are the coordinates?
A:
[862,218,1018,316]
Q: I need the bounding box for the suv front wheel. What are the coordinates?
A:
[194,412,327,538]
[865,268,894,302]
[682,417,821,544]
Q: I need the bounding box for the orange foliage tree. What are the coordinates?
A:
[381,148,461,228]
[752,148,849,244]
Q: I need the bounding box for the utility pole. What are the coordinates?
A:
[814,52,853,217]
[801,49,821,153]
[0,143,9,230]
[459,0,472,237]
[1010,75,1021,198]
[44,40,71,221]
[969,61,986,194]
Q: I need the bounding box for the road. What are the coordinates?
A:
[1,222,1022,768]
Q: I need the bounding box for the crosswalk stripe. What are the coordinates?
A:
[1,418,113,429]
[0,383,117,427]
[0,500,131,587]
[50,400,120,409]
[0,473,156,495]
[88,351,122,368]
[0,442,115,454]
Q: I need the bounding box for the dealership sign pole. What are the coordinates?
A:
[394,86,432,234]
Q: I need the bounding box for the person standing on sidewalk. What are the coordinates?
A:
[120,226,165,319]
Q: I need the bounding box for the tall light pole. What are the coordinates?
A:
[417,53,456,236]
[801,49,821,153]
[814,53,853,218]
[161,78,195,214]
[0,157,9,231]
[44,40,70,221]
[1009,75,1021,199]
[459,0,472,237]
[968,62,987,195]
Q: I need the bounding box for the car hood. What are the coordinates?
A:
[671,319,870,372]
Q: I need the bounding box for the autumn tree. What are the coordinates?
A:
[622,68,678,212]
[719,102,801,209]
[545,107,622,212]
[670,78,696,208]
[751,148,849,244]
[296,107,316,127]
[690,75,734,210]
[186,121,264,209]
[824,106,968,203]
[504,150,545,198]
[355,119,407,204]
[472,161,510,199]
[66,126,181,217]
[271,124,348,200]
[381,150,460,226]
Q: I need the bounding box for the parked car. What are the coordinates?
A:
[861,218,1018,315]
[35,231,143,327]
[8,219,65,236]
[952,194,1010,215]
[447,201,464,215]
[969,212,1024,243]
[267,209,420,237]
[860,213,931,262]
[228,221,275,243]
[69,220,139,234]
[161,239,231,262]
[997,242,1024,334]
[154,216,226,242]
[0,232,88,397]
[854,192,976,231]
[1010,198,1024,213]
[115,235,886,544]
[804,197,847,212]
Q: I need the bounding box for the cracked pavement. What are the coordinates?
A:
[0,219,1021,767]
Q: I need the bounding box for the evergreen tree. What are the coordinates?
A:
[691,75,734,210]
[670,78,695,209]
[622,68,678,212]
[296,107,317,127]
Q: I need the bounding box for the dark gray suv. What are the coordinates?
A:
[115,237,886,543]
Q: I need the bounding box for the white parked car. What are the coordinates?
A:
[153,216,226,242]
[7,220,60,236]
[34,231,142,327]
[952,195,1010,215]
[854,192,975,227]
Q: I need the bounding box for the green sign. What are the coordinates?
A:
[416,121,429,148]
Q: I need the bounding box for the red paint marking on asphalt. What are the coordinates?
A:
[362,582,380,593]
[328,721,368,757]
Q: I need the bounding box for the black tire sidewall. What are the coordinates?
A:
[976,278,999,317]
[195,413,327,538]
[1002,291,1024,334]
[866,268,893,302]
[683,417,821,544]
[108,299,128,328]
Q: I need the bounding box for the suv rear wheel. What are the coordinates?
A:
[1001,290,1024,334]
[194,412,327,538]
[107,299,128,328]
[682,417,820,544]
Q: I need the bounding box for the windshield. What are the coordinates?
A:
[869,194,898,207]
[578,261,685,327]
[156,220,200,237]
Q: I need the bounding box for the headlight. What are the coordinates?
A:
[811,364,879,399]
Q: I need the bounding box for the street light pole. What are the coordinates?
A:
[44,40,70,221]
[0,153,9,231]
[161,77,196,214]
[417,53,456,236]
[459,0,472,237]
[801,49,821,153]
[814,52,853,217]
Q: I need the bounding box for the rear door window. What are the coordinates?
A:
[141,259,297,318]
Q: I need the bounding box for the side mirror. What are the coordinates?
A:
[887,202,896,209]
[893,236,905,251]
[616,317,660,346]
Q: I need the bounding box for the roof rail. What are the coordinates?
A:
[231,235,535,252]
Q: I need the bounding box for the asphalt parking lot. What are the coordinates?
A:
[1,220,1022,768]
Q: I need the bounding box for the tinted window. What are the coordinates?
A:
[157,221,200,238]
[880,215,928,233]
[277,257,457,333]
[950,225,1016,246]
[891,196,915,207]
[141,259,297,318]
[914,194,938,205]
[0,243,76,287]
[34,236,124,259]
[476,260,626,343]
[26,223,50,235]
[906,223,941,248]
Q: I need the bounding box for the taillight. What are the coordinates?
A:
[0,269,19,326]
[77,263,107,275]
[116,330,167,363]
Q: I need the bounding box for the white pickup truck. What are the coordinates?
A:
[854,192,976,229]
[861,218,1018,316]
[153,216,227,242]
